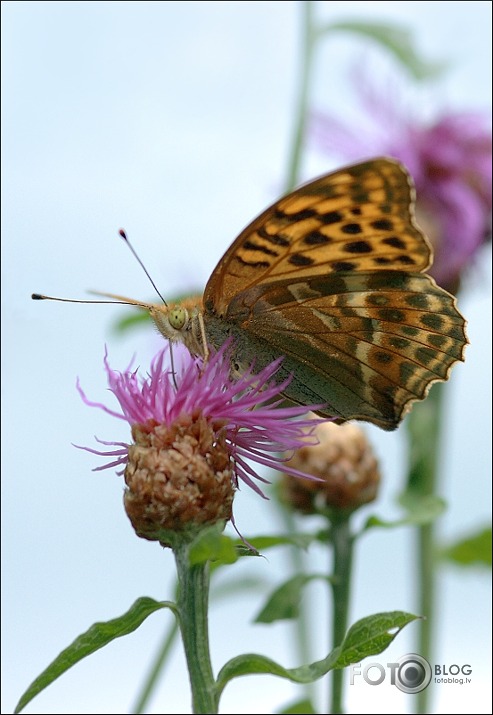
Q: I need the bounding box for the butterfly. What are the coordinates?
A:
[35,158,468,431]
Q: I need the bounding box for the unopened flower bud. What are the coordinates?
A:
[281,421,380,514]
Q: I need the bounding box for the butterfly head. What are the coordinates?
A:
[32,288,207,358]
[150,296,206,358]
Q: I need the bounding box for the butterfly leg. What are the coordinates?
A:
[198,312,210,362]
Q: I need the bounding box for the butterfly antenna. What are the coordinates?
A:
[31,294,151,307]
[119,229,180,388]
[118,229,168,307]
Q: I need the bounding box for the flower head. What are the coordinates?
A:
[312,86,492,292]
[280,421,381,515]
[76,343,323,545]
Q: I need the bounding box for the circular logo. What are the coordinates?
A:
[395,654,432,693]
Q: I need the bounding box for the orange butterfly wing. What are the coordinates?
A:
[202,158,467,430]
[204,158,431,314]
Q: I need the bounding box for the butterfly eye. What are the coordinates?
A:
[168,307,188,331]
[231,360,243,378]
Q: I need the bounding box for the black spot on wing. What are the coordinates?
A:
[275,208,318,221]
[319,210,343,225]
[303,231,332,245]
[382,236,407,249]
[257,227,290,247]
[371,219,394,231]
[234,256,270,268]
[397,255,417,265]
[288,253,314,267]
[341,223,362,235]
[374,351,393,364]
[242,239,278,257]
[344,240,372,254]
[378,308,406,322]
[374,257,392,265]
[332,261,356,272]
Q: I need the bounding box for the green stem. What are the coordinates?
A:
[329,512,354,714]
[280,504,314,691]
[174,541,218,714]
[404,384,445,714]
[284,0,317,193]
[132,616,180,714]
[417,520,434,677]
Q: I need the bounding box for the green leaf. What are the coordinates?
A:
[212,575,269,599]
[193,530,316,573]
[330,610,419,668]
[440,526,492,567]
[14,597,175,714]
[399,493,447,523]
[189,526,239,566]
[112,309,151,333]
[320,20,446,79]
[363,495,446,532]
[216,610,418,697]
[255,574,328,623]
[236,533,316,552]
[208,534,316,571]
[278,698,317,714]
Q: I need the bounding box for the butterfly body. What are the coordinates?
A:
[116,157,468,431]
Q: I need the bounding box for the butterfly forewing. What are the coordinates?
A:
[204,158,432,316]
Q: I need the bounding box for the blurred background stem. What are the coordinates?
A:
[284,0,316,192]
[404,383,445,713]
[132,616,179,713]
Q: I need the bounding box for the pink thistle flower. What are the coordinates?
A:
[311,83,492,292]
[76,343,324,544]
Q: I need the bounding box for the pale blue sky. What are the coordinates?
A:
[2,2,491,714]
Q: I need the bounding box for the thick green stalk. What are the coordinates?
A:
[329,512,354,714]
[174,541,218,714]
[404,384,445,713]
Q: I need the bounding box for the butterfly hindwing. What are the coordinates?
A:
[210,270,466,429]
